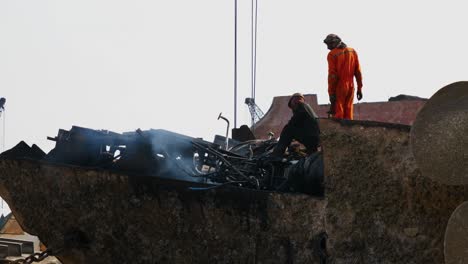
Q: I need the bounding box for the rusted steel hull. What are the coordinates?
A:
[0,119,467,263]
[0,159,327,264]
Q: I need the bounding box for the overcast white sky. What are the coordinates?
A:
[1,0,467,154]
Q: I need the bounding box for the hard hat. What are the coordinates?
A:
[288,93,305,108]
[324,34,341,44]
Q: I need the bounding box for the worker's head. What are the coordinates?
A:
[324,34,342,50]
[288,93,305,109]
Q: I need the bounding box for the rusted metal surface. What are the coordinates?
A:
[1,119,467,263]
[253,94,425,139]
[444,201,468,264]
[411,81,468,185]
[0,158,327,264]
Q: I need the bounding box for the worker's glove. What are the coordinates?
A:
[329,94,336,104]
[356,91,363,101]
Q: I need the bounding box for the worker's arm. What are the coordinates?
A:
[354,51,363,101]
[327,52,339,99]
[354,51,363,92]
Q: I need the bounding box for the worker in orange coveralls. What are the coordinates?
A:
[324,34,363,119]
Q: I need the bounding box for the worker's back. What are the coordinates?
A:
[327,47,361,89]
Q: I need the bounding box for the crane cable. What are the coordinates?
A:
[254,0,258,101]
[2,109,4,152]
[234,0,238,129]
[251,0,258,103]
[0,109,4,216]
[250,0,259,130]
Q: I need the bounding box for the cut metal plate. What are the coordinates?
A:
[410,81,468,185]
[445,201,468,263]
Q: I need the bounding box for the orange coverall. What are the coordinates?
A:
[327,47,363,119]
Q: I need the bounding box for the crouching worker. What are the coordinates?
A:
[272,93,320,156]
[272,93,324,196]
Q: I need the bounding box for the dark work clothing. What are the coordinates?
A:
[273,102,320,156]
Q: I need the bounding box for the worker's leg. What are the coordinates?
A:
[333,87,347,119]
[333,103,344,119]
[272,124,295,156]
[295,131,319,154]
[343,87,355,119]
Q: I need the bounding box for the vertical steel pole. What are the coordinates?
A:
[234,0,238,129]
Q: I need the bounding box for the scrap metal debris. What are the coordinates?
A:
[2,126,324,196]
